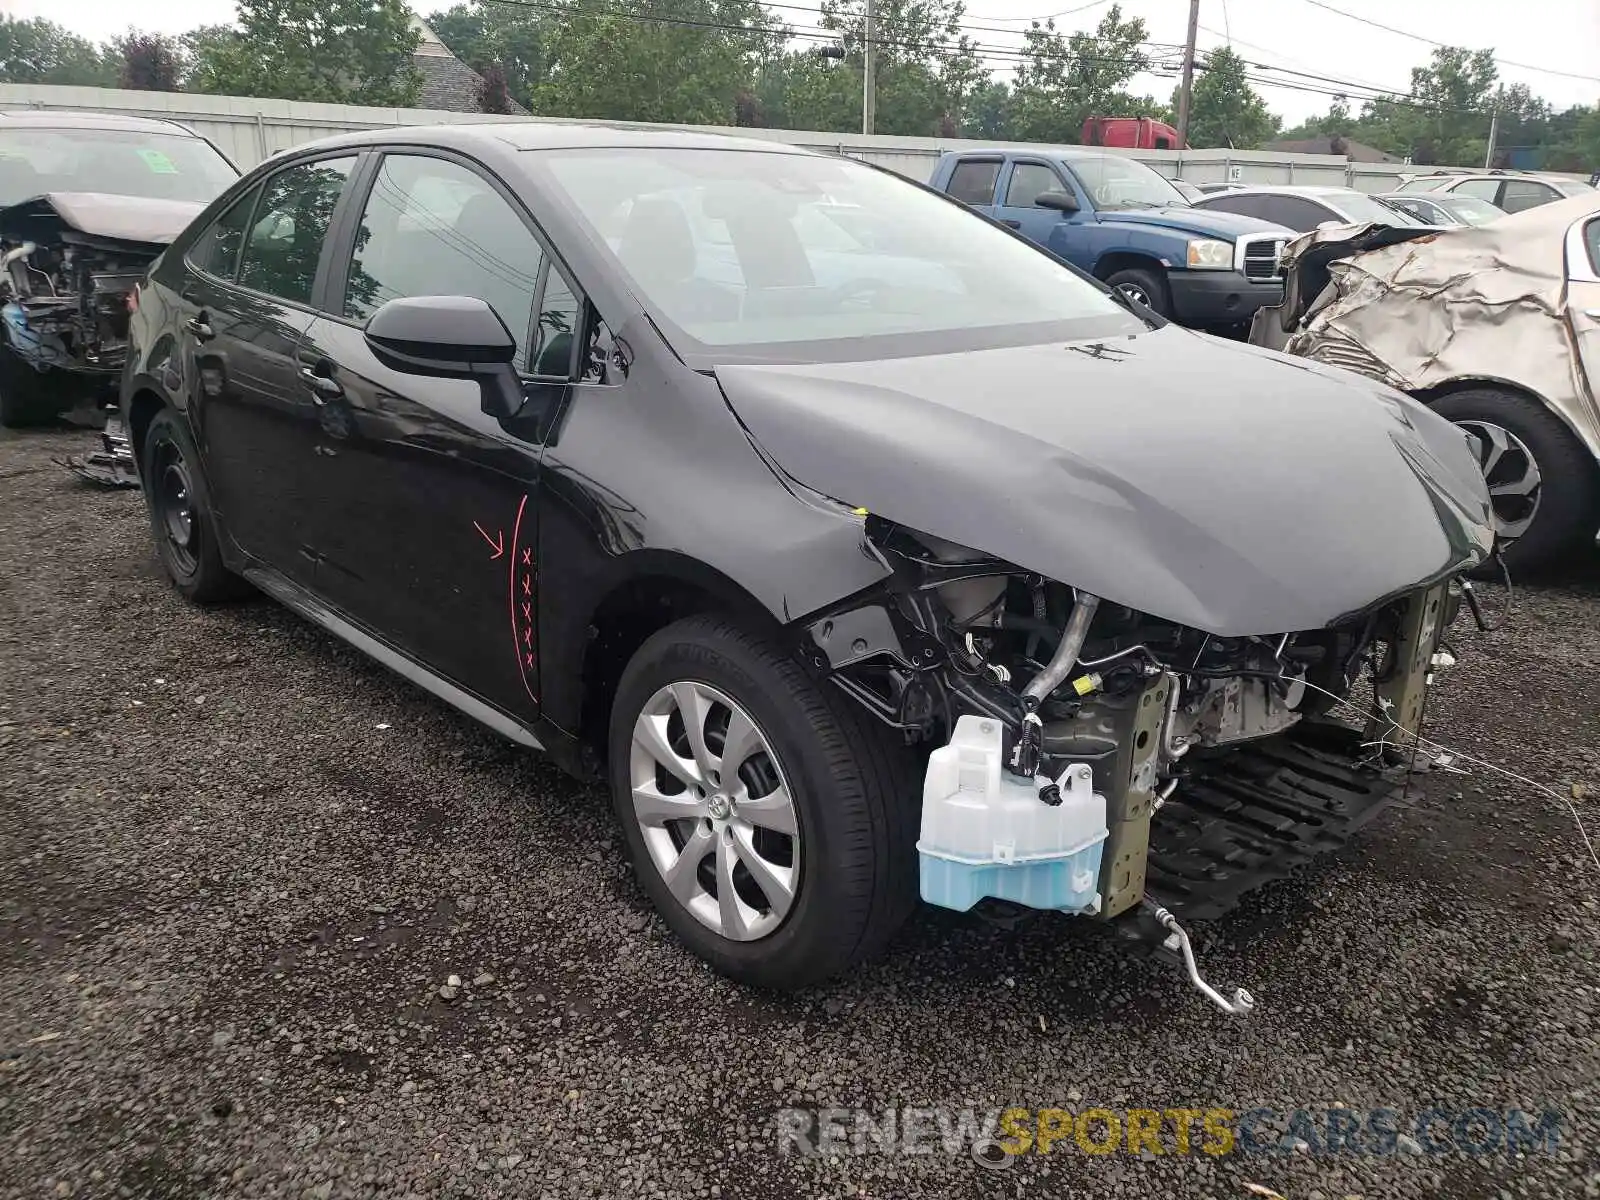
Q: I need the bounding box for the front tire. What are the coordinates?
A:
[608,614,917,990]
[0,355,60,428]
[141,408,249,603]
[1104,266,1170,318]
[1431,387,1600,574]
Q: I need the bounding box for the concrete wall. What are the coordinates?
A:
[0,82,1450,193]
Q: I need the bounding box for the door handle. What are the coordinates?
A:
[186,313,214,340]
[298,365,343,401]
[1001,219,1022,228]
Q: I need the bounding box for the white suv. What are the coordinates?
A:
[1396,171,1595,214]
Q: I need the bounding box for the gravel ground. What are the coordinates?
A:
[2,425,1598,1200]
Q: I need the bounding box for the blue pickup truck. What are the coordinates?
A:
[929,148,1293,328]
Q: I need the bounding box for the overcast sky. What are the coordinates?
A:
[9,0,1599,123]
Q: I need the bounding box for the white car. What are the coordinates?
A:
[1252,192,1600,571]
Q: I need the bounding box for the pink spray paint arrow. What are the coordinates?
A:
[473,521,505,559]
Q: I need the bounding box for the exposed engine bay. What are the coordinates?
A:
[0,193,176,378]
[803,516,1462,1015]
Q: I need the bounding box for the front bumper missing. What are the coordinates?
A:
[57,415,138,489]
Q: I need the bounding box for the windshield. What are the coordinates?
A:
[1346,193,1428,225]
[1065,154,1187,210]
[1437,195,1503,225]
[0,128,238,207]
[535,148,1134,356]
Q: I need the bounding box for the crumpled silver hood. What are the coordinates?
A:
[0,191,207,246]
[717,327,1493,636]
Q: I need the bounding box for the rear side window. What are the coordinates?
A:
[1197,193,1266,220]
[1500,179,1558,213]
[343,154,548,372]
[1003,163,1064,209]
[946,159,1001,206]
[1450,178,1501,203]
[190,188,257,280]
[1584,218,1600,276]
[237,156,356,305]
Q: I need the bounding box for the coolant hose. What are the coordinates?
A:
[1023,592,1101,703]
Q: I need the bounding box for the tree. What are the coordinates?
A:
[0,17,115,86]
[535,0,784,126]
[758,0,984,137]
[425,4,548,111]
[477,61,513,113]
[187,0,422,106]
[1178,46,1278,149]
[1009,4,1151,144]
[114,32,184,92]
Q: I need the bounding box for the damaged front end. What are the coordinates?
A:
[0,193,201,457]
[802,517,1461,1015]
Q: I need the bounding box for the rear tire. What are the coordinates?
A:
[1104,266,1170,319]
[141,408,250,603]
[608,614,918,990]
[1430,387,1600,575]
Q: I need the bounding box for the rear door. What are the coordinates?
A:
[182,153,361,581]
[942,156,1004,217]
[292,149,582,719]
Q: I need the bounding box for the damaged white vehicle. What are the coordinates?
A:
[1252,192,1600,572]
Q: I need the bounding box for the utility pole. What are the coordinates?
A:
[1484,105,1499,169]
[1176,0,1200,148]
[862,0,877,135]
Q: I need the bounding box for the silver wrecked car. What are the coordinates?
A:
[1251,192,1600,571]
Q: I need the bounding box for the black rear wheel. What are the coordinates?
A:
[141,408,250,603]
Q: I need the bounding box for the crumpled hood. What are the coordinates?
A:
[1099,205,1290,241]
[0,192,206,246]
[716,328,1493,636]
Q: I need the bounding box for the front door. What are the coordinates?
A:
[292,150,584,720]
[182,154,361,583]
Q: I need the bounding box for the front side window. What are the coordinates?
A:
[190,187,258,279]
[946,159,1001,206]
[1065,155,1186,210]
[237,157,356,305]
[344,154,546,372]
[0,128,237,207]
[1004,163,1066,209]
[1583,218,1600,277]
[1197,193,1268,221]
[536,148,1133,357]
[532,267,582,378]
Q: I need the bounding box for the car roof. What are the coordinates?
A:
[1201,184,1363,198]
[282,121,818,158]
[0,108,206,137]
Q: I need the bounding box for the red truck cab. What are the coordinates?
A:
[1082,116,1186,151]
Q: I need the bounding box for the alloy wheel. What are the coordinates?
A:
[1457,419,1543,543]
[1115,282,1150,307]
[628,681,800,942]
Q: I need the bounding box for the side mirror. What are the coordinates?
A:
[365,295,525,420]
[1034,190,1080,214]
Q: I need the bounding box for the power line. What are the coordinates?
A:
[1298,0,1600,84]
[1196,22,1401,95]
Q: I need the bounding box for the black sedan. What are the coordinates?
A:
[121,124,1494,996]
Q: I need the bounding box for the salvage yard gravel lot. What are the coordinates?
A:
[1,425,1598,1200]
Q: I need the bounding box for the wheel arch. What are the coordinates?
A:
[126,386,169,477]
[566,551,784,774]
[1091,249,1168,282]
